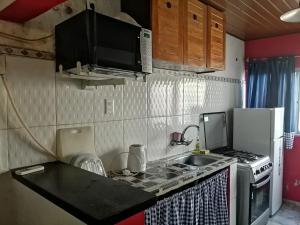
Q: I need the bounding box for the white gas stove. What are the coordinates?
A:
[213,147,272,225]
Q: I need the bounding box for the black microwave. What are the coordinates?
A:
[55,10,152,76]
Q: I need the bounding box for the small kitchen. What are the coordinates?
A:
[0,0,300,225]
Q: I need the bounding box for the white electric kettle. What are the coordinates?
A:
[127,144,147,172]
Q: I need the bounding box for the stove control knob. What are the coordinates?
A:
[269,163,272,167]
[256,170,260,175]
[260,167,265,172]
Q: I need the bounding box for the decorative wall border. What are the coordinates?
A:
[198,74,242,84]
[153,68,243,84]
[0,45,54,60]
[0,47,243,84]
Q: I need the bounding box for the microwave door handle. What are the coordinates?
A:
[252,175,271,189]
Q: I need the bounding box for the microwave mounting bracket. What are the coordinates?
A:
[59,62,147,89]
[81,78,126,89]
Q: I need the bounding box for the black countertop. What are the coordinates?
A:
[12,162,156,225]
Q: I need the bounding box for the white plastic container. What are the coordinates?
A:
[127,144,147,172]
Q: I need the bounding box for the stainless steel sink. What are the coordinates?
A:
[175,155,219,167]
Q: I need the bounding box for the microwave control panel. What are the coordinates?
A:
[140,28,152,74]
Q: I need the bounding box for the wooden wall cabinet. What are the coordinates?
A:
[152,0,208,67]
[207,6,226,70]
[121,0,226,71]
[183,0,207,67]
[152,0,184,64]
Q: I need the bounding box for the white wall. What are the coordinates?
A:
[0,35,244,173]
[0,0,245,173]
[215,35,245,80]
[0,34,244,225]
[0,0,246,172]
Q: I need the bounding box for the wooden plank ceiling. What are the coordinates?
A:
[203,0,300,40]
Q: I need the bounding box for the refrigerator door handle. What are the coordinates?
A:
[273,136,284,140]
[279,146,282,176]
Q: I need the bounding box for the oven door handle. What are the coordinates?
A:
[252,175,271,189]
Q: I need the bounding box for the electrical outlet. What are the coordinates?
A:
[104,99,114,115]
[86,0,96,10]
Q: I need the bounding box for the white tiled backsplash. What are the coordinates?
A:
[0,35,244,172]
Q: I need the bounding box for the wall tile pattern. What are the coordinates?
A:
[56,78,94,125]
[6,57,56,128]
[8,126,56,169]
[147,73,167,117]
[0,130,8,172]
[123,79,147,120]
[0,79,7,129]
[123,118,147,154]
[147,117,167,161]
[95,121,124,170]
[166,74,184,116]
[184,77,198,115]
[0,35,244,171]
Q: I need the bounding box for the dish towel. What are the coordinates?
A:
[145,169,229,225]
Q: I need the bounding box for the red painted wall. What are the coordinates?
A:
[284,138,300,202]
[245,33,300,202]
[245,33,300,68]
[0,0,66,22]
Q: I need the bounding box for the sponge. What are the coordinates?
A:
[192,149,210,155]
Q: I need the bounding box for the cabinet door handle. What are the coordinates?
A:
[193,14,198,20]
[166,1,172,8]
[215,23,219,28]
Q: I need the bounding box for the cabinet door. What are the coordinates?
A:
[183,0,207,67]
[152,0,184,63]
[207,6,225,70]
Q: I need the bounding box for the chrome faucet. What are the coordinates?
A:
[170,124,200,146]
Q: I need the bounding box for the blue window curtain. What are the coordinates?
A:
[247,59,270,108]
[246,56,298,149]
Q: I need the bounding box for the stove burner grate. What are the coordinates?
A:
[213,149,263,164]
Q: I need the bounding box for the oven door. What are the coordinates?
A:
[249,175,271,224]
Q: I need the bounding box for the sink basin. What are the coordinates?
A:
[175,155,218,167]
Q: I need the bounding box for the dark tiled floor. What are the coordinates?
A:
[267,202,300,225]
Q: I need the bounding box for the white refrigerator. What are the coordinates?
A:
[233,107,284,216]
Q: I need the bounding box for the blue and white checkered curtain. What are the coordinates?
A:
[145,170,229,225]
